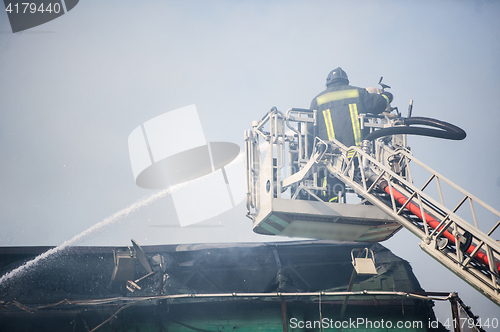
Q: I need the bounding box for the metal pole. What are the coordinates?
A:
[281,297,288,332]
[339,268,357,319]
[450,293,461,332]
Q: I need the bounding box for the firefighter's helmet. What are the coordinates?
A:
[326,67,349,86]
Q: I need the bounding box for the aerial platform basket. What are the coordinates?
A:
[245,108,401,243]
[253,198,401,242]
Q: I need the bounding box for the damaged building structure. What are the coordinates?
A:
[0,240,451,331]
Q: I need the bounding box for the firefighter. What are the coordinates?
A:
[310,67,393,149]
[310,67,393,202]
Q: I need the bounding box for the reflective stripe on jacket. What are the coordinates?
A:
[310,83,388,148]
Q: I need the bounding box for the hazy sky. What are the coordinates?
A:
[1,0,499,325]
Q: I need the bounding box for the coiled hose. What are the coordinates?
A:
[364,116,466,141]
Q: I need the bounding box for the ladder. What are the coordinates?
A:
[326,137,500,307]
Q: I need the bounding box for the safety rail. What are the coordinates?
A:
[244,108,402,211]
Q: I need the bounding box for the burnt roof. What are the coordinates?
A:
[0,240,426,304]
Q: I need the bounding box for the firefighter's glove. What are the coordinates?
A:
[381,92,393,104]
[382,111,398,118]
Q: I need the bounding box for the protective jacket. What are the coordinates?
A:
[310,82,390,148]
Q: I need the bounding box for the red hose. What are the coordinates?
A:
[379,181,500,274]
